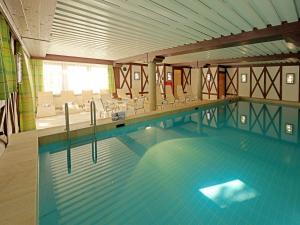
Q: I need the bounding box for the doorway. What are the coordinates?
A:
[173,69,182,98]
[218,72,226,99]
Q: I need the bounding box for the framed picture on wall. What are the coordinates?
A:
[241,74,247,83]
[134,72,140,80]
[286,73,295,84]
[167,72,172,81]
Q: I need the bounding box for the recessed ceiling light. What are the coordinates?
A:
[287,42,296,50]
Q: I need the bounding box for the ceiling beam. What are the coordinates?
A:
[32,54,113,65]
[115,21,300,64]
[172,53,300,68]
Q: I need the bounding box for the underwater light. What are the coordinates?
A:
[199,179,257,208]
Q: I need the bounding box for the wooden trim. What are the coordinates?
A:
[163,65,166,96]
[115,21,300,63]
[171,53,300,68]
[225,67,238,96]
[237,67,239,95]
[33,54,113,65]
[250,67,265,98]
[228,62,300,68]
[201,92,218,95]
[113,66,120,89]
[182,68,191,92]
[202,67,218,99]
[120,65,132,97]
[250,67,252,97]
[141,65,148,95]
[129,64,132,91]
[265,66,282,100]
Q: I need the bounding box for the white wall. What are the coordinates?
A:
[282,66,299,102]
[202,67,218,100]
[131,65,141,94]
[232,65,300,102]
[191,68,199,97]
[226,67,238,95]
[238,67,250,97]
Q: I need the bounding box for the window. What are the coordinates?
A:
[43,62,109,95]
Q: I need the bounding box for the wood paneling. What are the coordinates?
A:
[226,67,238,96]
[218,72,226,98]
[202,67,218,99]
[141,65,148,95]
[182,67,192,93]
[32,54,113,65]
[250,66,282,100]
[119,64,132,97]
[116,21,300,63]
[171,52,300,68]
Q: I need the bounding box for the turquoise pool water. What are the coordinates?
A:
[39,101,300,225]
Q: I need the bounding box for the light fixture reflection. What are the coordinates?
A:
[145,126,152,130]
[206,112,211,120]
[240,115,247,124]
[199,179,257,208]
[285,123,293,135]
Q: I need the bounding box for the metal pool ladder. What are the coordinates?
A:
[65,103,70,141]
[90,100,97,134]
[65,103,72,173]
[90,100,98,164]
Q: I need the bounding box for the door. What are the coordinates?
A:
[173,69,182,98]
[218,72,225,99]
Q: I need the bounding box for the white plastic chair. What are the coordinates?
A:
[61,90,81,114]
[82,90,94,111]
[176,85,189,103]
[36,91,56,118]
[165,86,180,106]
[186,85,197,101]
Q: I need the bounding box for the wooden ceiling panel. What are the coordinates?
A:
[225,0,266,29]
[2,0,299,61]
[271,0,298,22]
[250,0,281,26]
[200,0,252,32]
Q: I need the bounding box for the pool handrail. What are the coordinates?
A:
[64,103,70,141]
[90,100,97,134]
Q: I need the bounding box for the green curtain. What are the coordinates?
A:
[17,43,36,131]
[0,14,17,100]
[108,65,115,94]
[0,49,8,100]
[30,59,44,98]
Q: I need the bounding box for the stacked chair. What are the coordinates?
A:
[36,91,56,118]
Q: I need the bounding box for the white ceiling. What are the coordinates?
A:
[2,0,300,62]
[164,40,300,64]
[2,0,56,56]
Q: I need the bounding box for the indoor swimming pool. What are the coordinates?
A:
[39,100,300,225]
